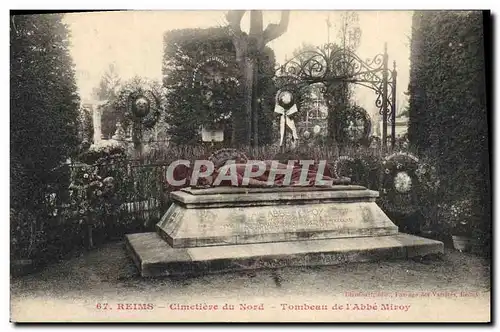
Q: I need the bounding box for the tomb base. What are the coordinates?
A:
[126,186,443,277]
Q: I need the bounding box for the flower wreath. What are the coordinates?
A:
[333,156,355,178]
[342,106,372,145]
[379,152,421,215]
[332,155,371,183]
[276,90,296,110]
[191,56,240,88]
[208,148,249,169]
[125,89,162,129]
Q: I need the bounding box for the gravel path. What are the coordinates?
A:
[10,240,491,322]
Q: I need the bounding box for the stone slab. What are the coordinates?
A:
[125,232,444,277]
[156,200,398,248]
[172,186,379,208]
[181,184,362,196]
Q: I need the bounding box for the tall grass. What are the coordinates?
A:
[143,143,343,164]
[140,142,411,166]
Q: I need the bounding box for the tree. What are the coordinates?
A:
[92,63,121,101]
[334,11,362,52]
[162,27,276,145]
[77,106,94,144]
[11,13,80,211]
[100,103,122,139]
[92,63,122,139]
[327,11,362,148]
[291,42,319,62]
[226,10,290,147]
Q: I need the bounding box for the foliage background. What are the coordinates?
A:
[407,10,490,249]
[10,11,491,271]
[10,13,81,262]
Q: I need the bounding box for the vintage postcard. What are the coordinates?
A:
[10,9,491,323]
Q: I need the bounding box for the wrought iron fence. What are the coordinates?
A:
[11,158,175,265]
[119,161,168,229]
[46,159,172,243]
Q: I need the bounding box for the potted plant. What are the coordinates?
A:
[439,199,475,252]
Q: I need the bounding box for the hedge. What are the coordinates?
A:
[162,27,277,146]
[408,11,490,251]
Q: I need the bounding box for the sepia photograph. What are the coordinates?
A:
[9,8,491,323]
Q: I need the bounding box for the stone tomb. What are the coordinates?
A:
[126,186,443,277]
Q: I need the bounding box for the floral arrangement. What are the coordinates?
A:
[379,152,422,215]
[438,199,475,235]
[332,156,356,178]
[414,159,440,193]
[67,165,115,226]
[332,154,382,189]
[340,105,372,146]
[368,136,382,149]
[79,142,127,165]
[64,162,123,249]
[112,78,164,130]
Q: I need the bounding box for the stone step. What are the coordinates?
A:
[125,232,444,278]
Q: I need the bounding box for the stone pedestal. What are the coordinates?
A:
[126,186,443,277]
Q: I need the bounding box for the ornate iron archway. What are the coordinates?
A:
[274,42,397,150]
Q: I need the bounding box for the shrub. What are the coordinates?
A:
[11,14,80,209]
[78,142,127,165]
[10,13,80,264]
[10,208,44,260]
[408,11,490,250]
[163,27,277,146]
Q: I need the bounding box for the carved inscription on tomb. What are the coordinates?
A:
[193,209,217,233]
[234,206,356,234]
[175,204,369,237]
[266,206,354,225]
[160,208,186,235]
[232,252,350,270]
